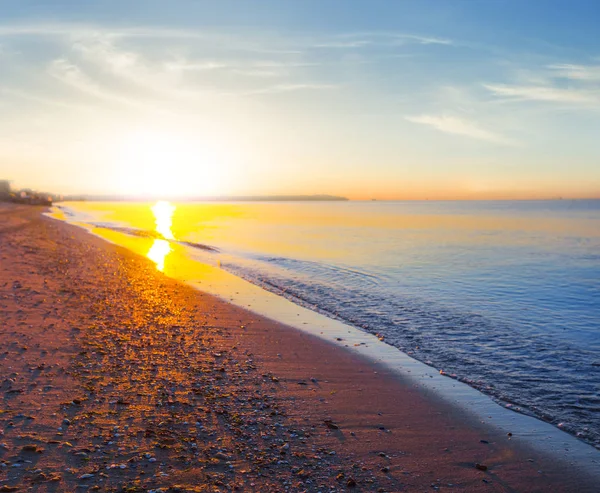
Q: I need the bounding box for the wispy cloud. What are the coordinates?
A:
[484,83,600,104]
[49,58,110,99]
[0,23,202,39]
[0,23,454,44]
[396,34,452,45]
[405,114,515,145]
[547,63,600,81]
[334,32,452,46]
[483,60,600,108]
[229,69,281,78]
[0,21,453,116]
[71,35,187,95]
[48,58,147,109]
[244,83,338,95]
[0,22,454,54]
[164,61,228,72]
[313,40,372,49]
[0,86,92,110]
[0,24,73,37]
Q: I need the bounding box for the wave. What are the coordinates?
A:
[91,223,163,239]
[248,254,382,288]
[178,240,219,252]
[222,256,600,450]
[87,220,220,253]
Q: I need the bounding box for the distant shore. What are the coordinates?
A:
[59,194,349,202]
[0,203,597,492]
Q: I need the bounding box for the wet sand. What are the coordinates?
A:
[0,204,597,492]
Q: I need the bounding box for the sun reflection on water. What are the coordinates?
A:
[151,200,176,240]
[147,201,176,271]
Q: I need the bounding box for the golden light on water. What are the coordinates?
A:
[147,201,176,271]
[147,239,171,272]
[151,201,176,240]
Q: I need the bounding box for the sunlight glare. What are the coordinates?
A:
[147,239,171,272]
[116,129,228,197]
[151,200,176,240]
[147,200,176,271]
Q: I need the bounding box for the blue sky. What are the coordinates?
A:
[1,1,599,198]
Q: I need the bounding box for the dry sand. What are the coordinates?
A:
[0,204,597,492]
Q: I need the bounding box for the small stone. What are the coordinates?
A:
[21,444,42,453]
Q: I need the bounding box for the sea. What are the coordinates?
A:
[55,199,600,449]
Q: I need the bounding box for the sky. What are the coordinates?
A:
[0,0,599,200]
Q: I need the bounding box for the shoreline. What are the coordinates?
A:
[0,204,598,491]
[50,203,600,462]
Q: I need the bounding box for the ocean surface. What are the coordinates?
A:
[57,200,600,448]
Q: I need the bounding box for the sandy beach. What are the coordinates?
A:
[0,204,597,492]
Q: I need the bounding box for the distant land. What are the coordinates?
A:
[61,194,349,202]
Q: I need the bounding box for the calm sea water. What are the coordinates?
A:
[60,200,600,448]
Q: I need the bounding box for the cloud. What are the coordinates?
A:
[0,86,92,110]
[47,58,145,108]
[165,61,228,72]
[0,23,453,51]
[0,23,198,39]
[72,36,184,91]
[313,40,372,49]
[244,83,338,95]
[0,24,71,37]
[483,61,600,108]
[547,63,600,81]
[164,60,317,76]
[332,31,452,46]
[0,22,450,112]
[405,114,515,145]
[229,69,281,78]
[397,34,452,45]
[484,83,599,104]
[67,36,233,105]
[49,58,108,98]
[69,35,336,100]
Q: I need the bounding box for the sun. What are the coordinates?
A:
[115,129,227,197]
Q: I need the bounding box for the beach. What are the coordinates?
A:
[1,204,598,492]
